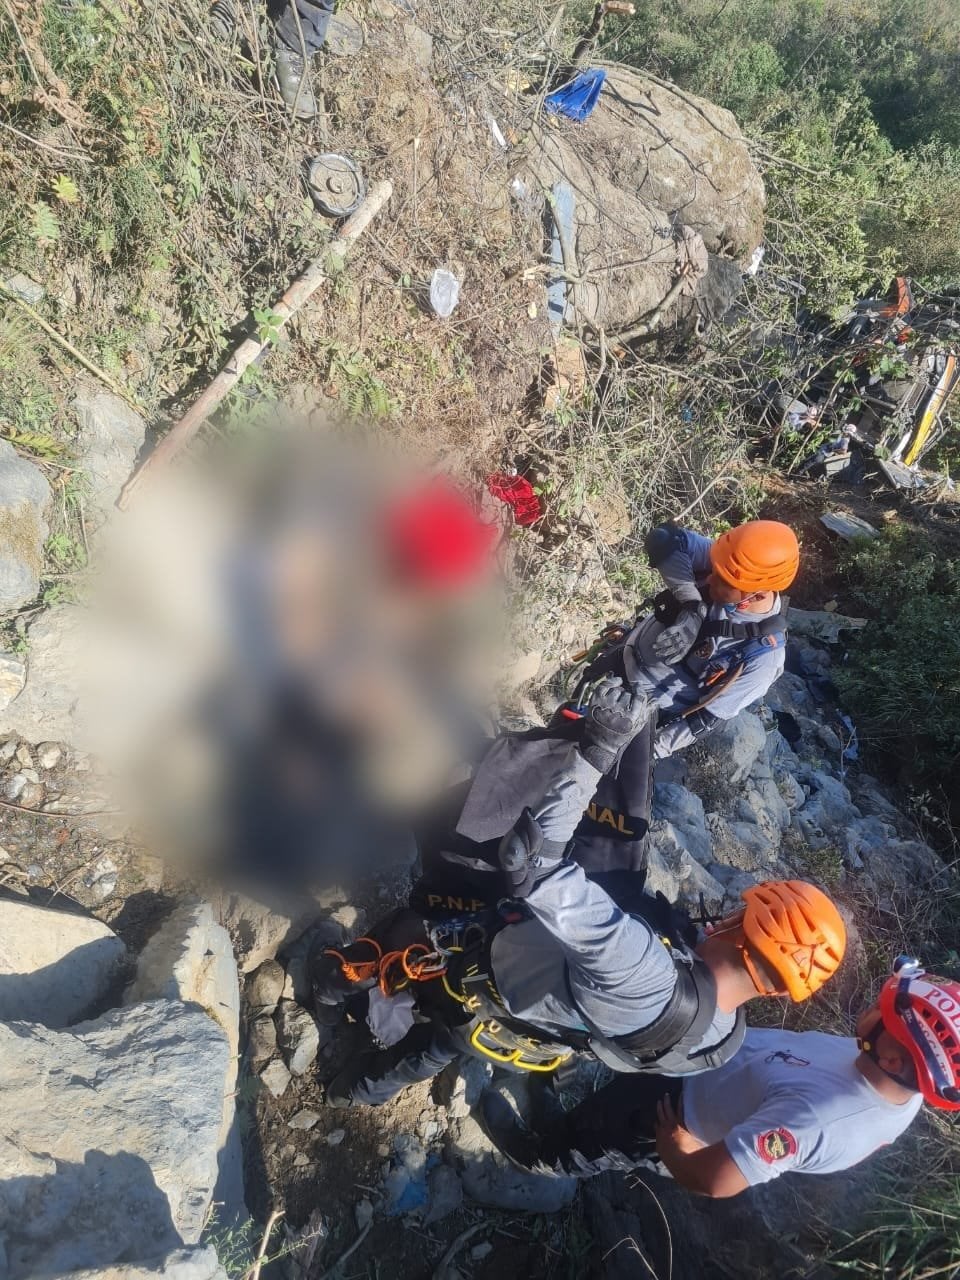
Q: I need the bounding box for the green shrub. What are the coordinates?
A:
[833,526,960,814]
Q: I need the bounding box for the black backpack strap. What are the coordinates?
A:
[581,958,720,1075]
[687,1007,747,1072]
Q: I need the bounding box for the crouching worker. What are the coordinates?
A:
[312,680,845,1108]
[482,957,958,1197]
[449,518,800,878]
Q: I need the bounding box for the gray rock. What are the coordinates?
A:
[643,840,682,902]
[326,1127,346,1145]
[74,387,148,520]
[787,607,868,645]
[725,819,781,867]
[276,1001,320,1075]
[288,1109,321,1130]
[864,839,944,889]
[259,1059,291,1098]
[0,896,125,1027]
[849,773,907,827]
[445,1113,576,1212]
[220,892,320,973]
[764,672,818,717]
[440,1055,493,1121]
[83,854,119,901]
[707,863,759,898]
[246,959,285,1016]
[799,769,859,821]
[0,1000,230,1276]
[0,735,18,762]
[1,271,44,306]
[646,822,727,909]
[841,816,897,870]
[37,741,62,769]
[652,783,711,864]
[245,1014,277,1064]
[3,604,87,744]
[773,766,805,812]
[0,651,26,710]
[0,439,50,613]
[45,1245,228,1280]
[820,511,878,541]
[125,901,240,1155]
[701,711,766,783]
[735,776,791,836]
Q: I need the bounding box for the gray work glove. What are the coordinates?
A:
[651,602,707,665]
[580,677,651,773]
[499,807,551,899]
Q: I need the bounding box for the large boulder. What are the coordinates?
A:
[593,65,765,260]
[0,896,125,1027]
[0,439,51,614]
[0,1000,230,1277]
[124,902,242,1223]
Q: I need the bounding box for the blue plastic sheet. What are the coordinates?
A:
[544,69,607,122]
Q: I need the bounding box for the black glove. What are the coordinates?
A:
[651,601,706,665]
[499,807,550,899]
[580,677,650,773]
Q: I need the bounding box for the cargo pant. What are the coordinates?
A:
[271,0,335,55]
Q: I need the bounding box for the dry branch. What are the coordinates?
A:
[118,179,393,509]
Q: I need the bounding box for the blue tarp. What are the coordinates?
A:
[544,69,607,122]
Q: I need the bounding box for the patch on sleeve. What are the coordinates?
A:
[756,1127,798,1164]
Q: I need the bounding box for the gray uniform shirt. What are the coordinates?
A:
[681,1027,923,1184]
[631,529,786,756]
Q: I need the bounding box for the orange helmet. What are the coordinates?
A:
[710,520,799,593]
[741,880,846,1002]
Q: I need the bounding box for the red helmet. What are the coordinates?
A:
[878,962,960,1111]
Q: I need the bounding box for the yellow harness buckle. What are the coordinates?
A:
[468,1021,569,1073]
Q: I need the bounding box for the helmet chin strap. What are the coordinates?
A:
[857,1015,916,1090]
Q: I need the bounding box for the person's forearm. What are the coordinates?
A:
[656,1139,749,1198]
[531,742,601,847]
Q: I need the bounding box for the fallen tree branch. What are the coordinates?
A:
[0,280,140,408]
[433,1223,486,1280]
[118,179,393,509]
[316,1219,373,1280]
[244,1207,285,1280]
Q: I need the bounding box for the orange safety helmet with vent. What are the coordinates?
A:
[710,520,800,594]
[738,880,846,1002]
[876,961,960,1111]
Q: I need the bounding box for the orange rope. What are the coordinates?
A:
[324,938,448,996]
[322,936,383,984]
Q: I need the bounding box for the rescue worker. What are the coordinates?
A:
[270,0,336,119]
[481,956,958,1197]
[441,517,800,876]
[315,679,846,1107]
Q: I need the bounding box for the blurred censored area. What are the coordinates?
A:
[83,426,506,895]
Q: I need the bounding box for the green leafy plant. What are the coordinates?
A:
[252,307,284,347]
[29,202,60,246]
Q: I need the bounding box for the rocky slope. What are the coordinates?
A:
[0,592,945,1279]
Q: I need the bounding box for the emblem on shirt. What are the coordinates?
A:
[765,1050,811,1067]
[757,1127,798,1164]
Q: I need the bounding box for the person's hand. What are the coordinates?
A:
[580,677,650,773]
[498,807,548,899]
[655,1094,707,1158]
[652,602,706,665]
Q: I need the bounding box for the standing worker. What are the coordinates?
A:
[481,957,956,1197]
[442,517,801,878]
